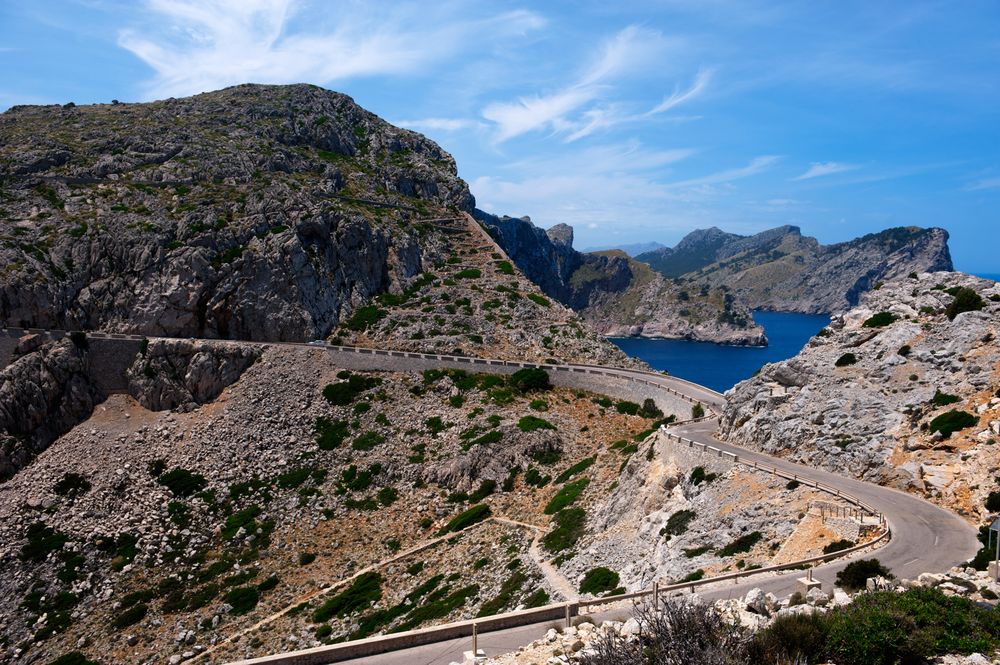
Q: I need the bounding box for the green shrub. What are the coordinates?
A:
[477,570,527,617]
[986,491,1000,512]
[455,268,482,279]
[835,353,858,367]
[527,293,551,307]
[352,431,386,451]
[111,603,147,629]
[222,505,262,540]
[717,531,763,557]
[439,504,491,534]
[544,478,589,514]
[518,415,555,432]
[786,479,801,490]
[224,586,260,615]
[660,509,695,541]
[313,572,382,622]
[425,416,446,435]
[322,374,381,405]
[928,410,978,438]
[344,305,386,331]
[691,402,705,419]
[53,473,91,497]
[579,567,620,595]
[510,368,552,392]
[496,260,515,275]
[257,575,280,592]
[823,538,856,554]
[277,466,314,489]
[157,467,206,497]
[48,652,99,665]
[689,466,717,486]
[523,589,550,608]
[835,558,892,591]
[469,480,496,502]
[529,399,548,411]
[931,390,960,407]
[638,398,663,419]
[315,417,350,450]
[555,456,595,484]
[542,507,586,552]
[377,486,398,506]
[20,522,69,562]
[754,611,830,665]
[862,311,898,328]
[615,400,640,415]
[531,448,562,465]
[898,344,911,356]
[677,569,705,583]
[946,287,985,320]
[299,552,316,566]
[524,467,550,488]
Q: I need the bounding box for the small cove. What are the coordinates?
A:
[610,310,832,393]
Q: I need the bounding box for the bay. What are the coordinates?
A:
[610,311,831,394]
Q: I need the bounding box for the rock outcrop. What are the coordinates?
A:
[126,339,261,412]
[637,225,954,314]
[719,272,1000,517]
[0,338,101,480]
[476,212,766,345]
[0,84,472,341]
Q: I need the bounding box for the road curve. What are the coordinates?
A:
[0,330,981,664]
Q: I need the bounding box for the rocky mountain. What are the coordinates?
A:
[719,272,1000,525]
[579,240,666,256]
[637,225,953,313]
[0,83,472,341]
[477,212,766,345]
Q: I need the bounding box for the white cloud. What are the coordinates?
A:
[665,155,780,188]
[395,118,482,132]
[119,0,545,99]
[482,25,695,143]
[966,175,1000,191]
[793,161,859,180]
[647,68,713,114]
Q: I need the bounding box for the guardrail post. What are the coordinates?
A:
[472,623,478,657]
[565,602,572,628]
[652,581,659,608]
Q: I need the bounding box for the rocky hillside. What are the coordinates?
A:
[637,225,953,314]
[0,340,679,664]
[0,84,472,341]
[720,272,1000,525]
[477,212,765,346]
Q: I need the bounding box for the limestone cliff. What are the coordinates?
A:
[637,225,954,314]
[477,212,766,346]
[719,272,1000,520]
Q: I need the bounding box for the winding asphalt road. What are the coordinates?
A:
[232,341,978,665]
[0,329,980,664]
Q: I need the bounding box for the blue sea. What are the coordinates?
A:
[610,311,831,394]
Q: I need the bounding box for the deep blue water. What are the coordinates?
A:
[610,311,831,393]
[975,273,1000,282]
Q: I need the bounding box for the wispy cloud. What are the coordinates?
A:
[647,68,713,114]
[119,0,545,99]
[966,175,1000,191]
[665,155,780,188]
[482,25,704,143]
[793,161,860,180]
[395,118,483,132]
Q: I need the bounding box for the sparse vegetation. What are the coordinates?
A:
[544,478,589,514]
[579,567,620,595]
[835,558,892,591]
[835,353,858,367]
[438,504,491,534]
[157,467,206,497]
[717,531,762,557]
[862,311,898,328]
[946,287,985,320]
[660,509,695,541]
[928,409,978,438]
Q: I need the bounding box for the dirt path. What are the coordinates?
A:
[492,517,579,602]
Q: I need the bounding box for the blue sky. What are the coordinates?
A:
[1,1,998,271]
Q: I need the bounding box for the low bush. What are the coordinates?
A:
[224,586,260,615]
[660,509,696,541]
[862,311,898,328]
[518,415,555,432]
[343,305,386,331]
[299,552,316,566]
[835,558,892,591]
[21,522,69,562]
[898,344,911,356]
[691,402,705,419]
[322,373,381,405]
[689,466,717,486]
[53,473,91,497]
[455,268,482,279]
[111,602,147,629]
[157,467,206,497]
[542,507,586,552]
[352,431,386,451]
[438,504,491,534]
[946,287,985,320]
[555,456,595,484]
[638,398,663,419]
[527,293,551,307]
[717,531,762,557]
[544,478,589,514]
[835,353,858,367]
[579,567,620,595]
[377,486,398,506]
[928,409,978,438]
[313,572,382,622]
[822,538,855,554]
[931,389,961,407]
[510,367,552,392]
[48,653,99,665]
[314,417,350,450]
